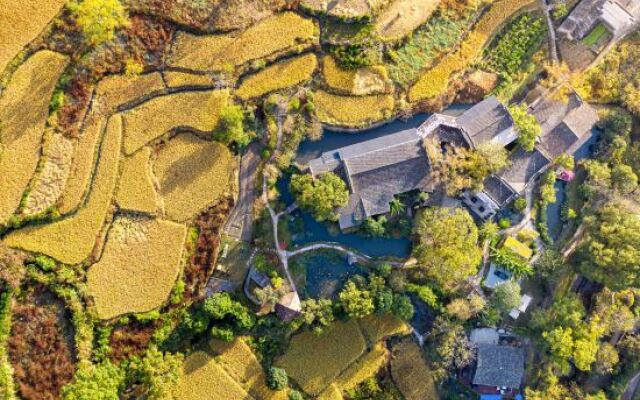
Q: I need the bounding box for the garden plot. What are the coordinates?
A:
[168,12,317,72]
[409,0,536,102]
[0,0,67,74]
[390,338,439,400]
[314,90,395,127]
[236,53,318,99]
[300,0,388,20]
[86,216,186,319]
[358,313,410,344]
[153,133,234,222]
[0,50,68,224]
[3,116,122,265]
[115,147,158,214]
[121,89,229,154]
[276,319,366,395]
[93,72,165,113]
[175,351,253,400]
[322,56,391,96]
[375,0,441,41]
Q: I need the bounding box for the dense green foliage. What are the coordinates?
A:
[61,360,125,400]
[68,0,129,46]
[267,367,289,390]
[214,105,251,147]
[329,44,376,69]
[290,173,349,222]
[509,104,542,151]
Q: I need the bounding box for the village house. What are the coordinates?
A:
[558,0,640,40]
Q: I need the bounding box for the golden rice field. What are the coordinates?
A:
[0,50,68,224]
[314,90,395,127]
[169,12,317,72]
[58,114,107,214]
[390,339,439,400]
[236,53,318,100]
[358,313,410,344]
[153,133,235,222]
[122,89,229,154]
[115,147,158,214]
[175,351,253,400]
[86,217,186,319]
[409,0,536,102]
[276,319,366,395]
[317,384,343,400]
[374,0,440,41]
[301,0,388,20]
[163,71,214,88]
[94,72,166,113]
[3,116,122,265]
[322,56,391,96]
[336,342,389,391]
[0,0,67,74]
[209,338,288,400]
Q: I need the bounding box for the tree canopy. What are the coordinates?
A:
[290,173,349,222]
[509,104,542,152]
[68,0,129,46]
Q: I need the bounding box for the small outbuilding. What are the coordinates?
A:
[472,344,525,394]
[276,291,302,322]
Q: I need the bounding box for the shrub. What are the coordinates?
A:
[267,367,289,390]
[514,197,527,212]
[289,390,304,400]
[290,173,349,222]
[510,104,542,151]
[391,294,415,321]
[498,217,511,229]
[215,104,250,147]
[329,44,375,69]
[61,360,125,400]
[68,0,129,45]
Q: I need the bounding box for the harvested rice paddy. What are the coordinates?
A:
[0,50,68,224]
[0,0,67,74]
[314,90,395,127]
[87,217,186,319]
[276,319,366,395]
[175,351,252,400]
[236,53,318,99]
[375,0,440,41]
[322,56,391,95]
[301,0,388,20]
[358,313,410,344]
[94,72,165,113]
[336,342,389,390]
[3,116,122,265]
[153,133,234,222]
[390,339,439,400]
[115,147,158,214]
[163,71,214,88]
[122,90,229,154]
[169,12,317,72]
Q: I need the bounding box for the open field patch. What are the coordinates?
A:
[314,90,395,127]
[87,216,186,319]
[236,53,318,99]
[0,50,68,224]
[168,12,317,72]
[0,0,67,74]
[94,72,165,113]
[3,116,122,265]
[115,147,158,214]
[301,0,388,20]
[318,384,344,400]
[175,351,252,400]
[276,319,366,395]
[390,338,439,400]
[358,313,410,344]
[122,89,229,154]
[163,71,214,88]
[375,0,440,41]
[336,342,389,390]
[153,133,235,222]
[322,56,391,95]
[409,0,535,102]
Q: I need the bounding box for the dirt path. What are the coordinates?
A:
[223,142,260,241]
[623,371,640,400]
[540,0,559,64]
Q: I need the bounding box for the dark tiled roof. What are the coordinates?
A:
[538,123,581,159]
[473,344,525,389]
[499,148,551,192]
[529,92,583,135]
[483,175,517,207]
[456,96,516,148]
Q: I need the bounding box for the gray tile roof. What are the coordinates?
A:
[558,0,640,39]
[483,175,517,207]
[473,344,525,389]
[498,148,550,193]
[456,96,517,148]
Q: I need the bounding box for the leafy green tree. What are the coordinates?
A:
[300,299,334,333]
[611,164,638,194]
[288,390,304,400]
[389,197,406,215]
[489,280,521,315]
[428,316,475,381]
[405,284,439,308]
[132,346,184,400]
[514,197,527,212]
[215,105,250,147]
[267,367,289,390]
[68,0,129,46]
[391,294,414,321]
[594,342,619,375]
[363,216,386,237]
[509,104,542,151]
[62,360,125,400]
[339,281,374,319]
[413,207,482,292]
[491,247,534,277]
[290,173,349,222]
[555,153,575,170]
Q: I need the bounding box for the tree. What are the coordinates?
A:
[215,105,250,147]
[61,360,125,400]
[267,367,289,390]
[489,281,521,315]
[254,285,286,313]
[391,294,414,321]
[339,281,374,319]
[555,153,575,170]
[413,207,482,292]
[535,249,565,280]
[405,284,439,308]
[288,390,304,400]
[509,104,542,151]
[514,197,527,212]
[133,346,184,400]
[594,343,619,375]
[491,247,533,278]
[611,164,638,194]
[363,216,386,237]
[300,299,334,333]
[68,0,129,46]
[578,202,640,290]
[446,295,485,321]
[428,316,475,380]
[290,173,349,222]
[389,197,406,215]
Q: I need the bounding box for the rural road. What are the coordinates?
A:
[224,142,260,241]
[622,371,640,400]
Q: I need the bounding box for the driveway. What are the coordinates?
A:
[223,142,260,241]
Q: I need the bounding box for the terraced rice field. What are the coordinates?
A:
[317,384,344,400]
[409,0,536,102]
[322,56,391,96]
[94,72,165,113]
[3,115,122,265]
[115,147,158,214]
[276,319,366,395]
[163,71,214,88]
[0,0,67,74]
[169,12,317,72]
[87,216,186,319]
[358,313,410,344]
[122,90,229,154]
[153,133,235,222]
[375,0,440,41]
[314,90,395,127]
[236,53,318,99]
[390,338,439,400]
[0,50,68,224]
[336,342,389,390]
[176,351,253,400]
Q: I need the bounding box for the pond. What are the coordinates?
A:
[291,251,364,299]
